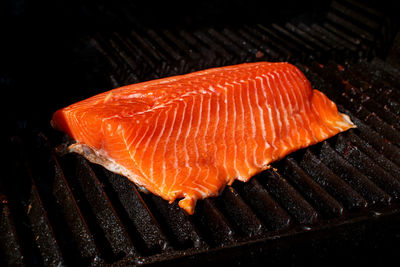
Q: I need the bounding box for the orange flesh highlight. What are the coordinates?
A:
[51,62,355,215]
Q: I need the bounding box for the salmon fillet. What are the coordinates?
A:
[51,62,355,214]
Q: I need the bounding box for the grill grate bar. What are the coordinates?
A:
[329,82,399,143]
[342,109,400,166]
[142,194,208,250]
[191,198,238,247]
[193,30,234,63]
[51,151,101,262]
[298,23,345,51]
[0,194,24,266]
[178,30,214,59]
[72,155,137,261]
[111,32,160,80]
[271,24,316,52]
[310,23,358,52]
[5,136,52,266]
[319,61,400,133]
[28,180,65,266]
[345,60,400,95]
[260,170,319,225]
[327,10,376,42]
[215,186,268,238]
[344,0,384,18]
[5,3,400,264]
[339,63,400,116]
[234,27,281,60]
[335,135,400,200]
[93,166,172,255]
[306,63,400,165]
[146,29,182,62]
[323,22,362,46]
[162,30,201,60]
[300,149,368,211]
[130,30,166,63]
[283,157,344,218]
[285,23,331,52]
[89,36,131,87]
[91,35,141,86]
[243,25,296,60]
[233,177,292,231]
[207,28,248,60]
[256,24,305,58]
[330,1,380,30]
[178,29,218,69]
[319,141,392,206]
[221,28,265,59]
[107,37,142,82]
[359,97,400,130]
[344,95,400,146]
[345,131,400,179]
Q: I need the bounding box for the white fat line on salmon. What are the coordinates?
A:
[202,93,212,192]
[273,71,296,151]
[233,80,252,175]
[121,129,153,186]
[212,92,221,184]
[315,94,340,135]
[183,95,196,177]
[252,78,268,150]
[161,103,179,194]
[286,70,315,144]
[103,91,113,103]
[139,109,162,177]
[277,70,301,148]
[149,110,168,182]
[220,85,229,178]
[229,81,240,178]
[281,69,303,145]
[167,99,187,195]
[244,78,260,167]
[257,76,277,157]
[263,73,284,153]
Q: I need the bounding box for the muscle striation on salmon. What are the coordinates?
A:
[51,62,355,214]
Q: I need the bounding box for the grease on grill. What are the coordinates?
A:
[2,1,400,265]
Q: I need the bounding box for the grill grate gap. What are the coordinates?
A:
[345,131,400,179]
[299,148,368,211]
[59,154,134,263]
[91,165,169,256]
[190,198,238,248]
[0,194,24,266]
[5,2,400,264]
[214,186,268,239]
[334,134,400,200]
[258,169,320,226]
[281,157,344,219]
[319,141,392,206]
[232,177,292,231]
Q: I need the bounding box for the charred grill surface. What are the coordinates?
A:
[2,0,400,266]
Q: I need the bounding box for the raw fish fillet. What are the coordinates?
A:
[51,62,355,214]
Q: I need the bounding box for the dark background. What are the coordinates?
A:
[1,0,346,136]
[3,0,399,133]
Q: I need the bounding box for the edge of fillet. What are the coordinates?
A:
[50,63,357,215]
[55,113,356,216]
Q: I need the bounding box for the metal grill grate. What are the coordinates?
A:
[2,0,400,266]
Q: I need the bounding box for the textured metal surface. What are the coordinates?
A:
[2,0,400,266]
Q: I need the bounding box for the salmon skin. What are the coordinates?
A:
[51,62,355,214]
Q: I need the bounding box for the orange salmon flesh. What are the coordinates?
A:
[51,62,355,214]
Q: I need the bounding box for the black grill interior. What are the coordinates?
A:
[2,0,400,266]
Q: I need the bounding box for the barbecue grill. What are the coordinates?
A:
[2,0,400,266]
